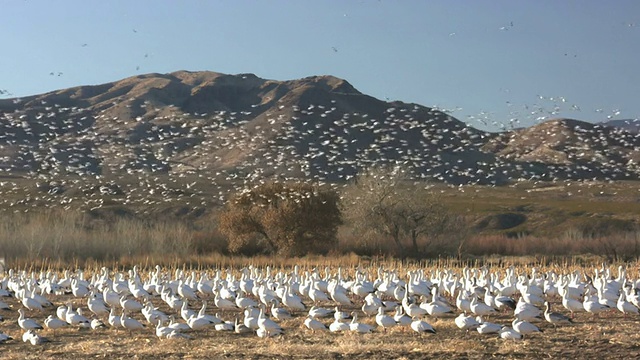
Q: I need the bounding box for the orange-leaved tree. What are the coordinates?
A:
[218,182,342,256]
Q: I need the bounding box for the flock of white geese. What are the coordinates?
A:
[0,264,637,346]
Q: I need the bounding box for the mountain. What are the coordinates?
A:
[600,119,640,134]
[482,118,640,180]
[0,70,503,185]
[0,71,639,203]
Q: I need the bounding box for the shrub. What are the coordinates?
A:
[218,182,342,256]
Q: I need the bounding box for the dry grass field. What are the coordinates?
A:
[2,261,640,359]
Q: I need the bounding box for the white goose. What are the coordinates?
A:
[257,306,283,337]
[512,319,541,339]
[18,309,43,330]
[304,315,328,332]
[617,292,639,316]
[375,307,396,332]
[410,317,436,334]
[349,312,374,333]
[544,302,572,327]
[44,314,68,335]
[329,318,350,332]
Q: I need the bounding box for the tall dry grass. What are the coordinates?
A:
[1,209,640,267]
[0,210,220,263]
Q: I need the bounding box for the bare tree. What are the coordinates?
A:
[343,166,454,258]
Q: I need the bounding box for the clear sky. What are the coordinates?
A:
[1,1,639,130]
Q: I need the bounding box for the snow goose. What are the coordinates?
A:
[215,318,235,331]
[65,303,91,327]
[122,311,145,334]
[349,312,374,334]
[270,300,292,321]
[120,296,143,312]
[108,308,122,329]
[456,290,472,313]
[44,315,68,335]
[167,315,190,332]
[87,291,110,317]
[187,313,215,330]
[197,301,222,324]
[470,296,496,317]
[616,292,639,316]
[304,315,328,332]
[18,308,43,330]
[309,306,334,319]
[328,280,352,306]
[0,332,12,343]
[282,285,306,311]
[180,301,196,322]
[476,317,501,334]
[410,316,436,335]
[499,326,522,340]
[156,320,173,339]
[393,305,412,326]
[514,298,542,321]
[235,317,252,334]
[23,329,49,345]
[18,289,43,312]
[329,318,350,332]
[562,291,585,317]
[235,290,258,309]
[544,302,572,327]
[583,294,609,316]
[512,319,542,339]
[91,318,107,330]
[258,306,283,337]
[375,307,396,332]
[214,291,238,311]
[454,312,480,332]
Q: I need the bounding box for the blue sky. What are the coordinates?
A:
[1,1,639,130]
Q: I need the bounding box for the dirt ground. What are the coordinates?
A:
[2,289,640,360]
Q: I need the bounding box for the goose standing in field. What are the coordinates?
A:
[304,315,328,332]
[66,304,91,328]
[18,308,43,330]
[156,320,173,339]
[512,319,542,339]
[18,289,43,312]
[257,306,283,337]
[375,307,396,332]
[470,296,496,318]
[514,298,542,322]
[393,305,412,326]
[349,312,374,334]
[44,314,68,335]
[617,292,639,316]
[282,285,306,311]
[455,312,480,332]
[87,291,110,317]
[108,308,122,329]
[583,294,610,316]
[270,300,292,321]
[410,316,436,335]
[544,302,572,327]
[122,310,145,334]
[562,290,585,318]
